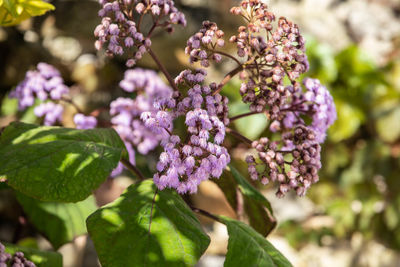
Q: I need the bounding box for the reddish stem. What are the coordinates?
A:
[121,158,146,180]
[229,111,261,122]
[212,65,243,96]
[226,127,253,145]
[147,47,179,92]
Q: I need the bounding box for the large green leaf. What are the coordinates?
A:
[87,180,210,267]
[228,165,276,236]
[16,193,97,249]
[0,122,127,202]
[221,216,292,267]
[0,0,55,26]
[4,242,62,267]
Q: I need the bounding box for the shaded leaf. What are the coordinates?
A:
[212,170,238,212]
[220,216,292,267]
[87,180,210,267]
[229,165,276,236]
[16,193,97,249]
[4,242,62,267]
[0,122,127,202]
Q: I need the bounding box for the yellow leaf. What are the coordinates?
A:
[0,0,55,27]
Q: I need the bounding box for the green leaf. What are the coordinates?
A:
[220,216,292,267]
[87,180,210,267]
[0,0,54,27]
[328,99,365,142]
[229,165,276,236]
[4,243,63,267]
[0,122,127,202]
[1,94,18,116]
[16,193,97,249]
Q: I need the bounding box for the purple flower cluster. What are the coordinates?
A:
[109,68,173,176]
[74,114,98,129]
[10,63,69,126]
[270,78,337,143]
[247,125,321,197]
[142,69,230,194]
[304,79,337,143]
[134,0,186,28]
[174,69,230,125]
[95,0,185,67]
[185,21,225,67]
[34,102,64,126]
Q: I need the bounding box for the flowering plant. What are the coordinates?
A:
[0,0,336,266]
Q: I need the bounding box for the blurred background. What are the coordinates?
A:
[1,0,400,266]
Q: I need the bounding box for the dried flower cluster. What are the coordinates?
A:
[247,125,321,197]
[230,2,309,116]
[210,0,333,196]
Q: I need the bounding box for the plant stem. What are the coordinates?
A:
[229,111,260,122]
[190,206,222,223]
[147,47,179,92]
[121,158,146,181]
[226,127,253,145]
[211,49,242,66]
[212,65,243,96]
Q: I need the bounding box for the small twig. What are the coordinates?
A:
[229,111,260,122]
[210,49,242,66]
[212,65,243,96]
[121,158,146,180]
[147,47,179,92]
[226,127,253,145]
[190,206,222,223]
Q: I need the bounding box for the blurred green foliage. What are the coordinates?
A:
[0,0,54,26]
[297,38,400,250]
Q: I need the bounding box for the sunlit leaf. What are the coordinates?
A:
[87,180,210,267]
[0,122,127,202]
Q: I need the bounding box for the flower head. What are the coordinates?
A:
[110,68,173,176]
[185,21,225,67]
[95,0,186,67]
[142,69,230,194]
